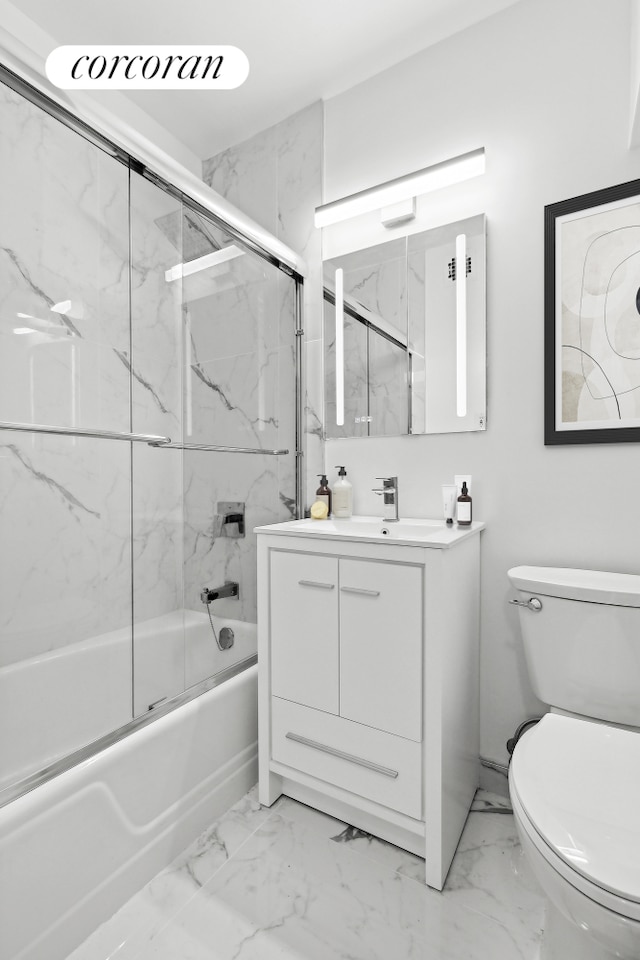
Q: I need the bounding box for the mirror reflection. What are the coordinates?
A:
[323,214,486,438]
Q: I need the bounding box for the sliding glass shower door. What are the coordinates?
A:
[0,74,300,794]
[0,80,134,788]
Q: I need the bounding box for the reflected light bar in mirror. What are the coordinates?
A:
[314,148,484,228]
[165,244,244,282]
[456,233,467,418]
[335,267,345,426]
[51,300,72,315]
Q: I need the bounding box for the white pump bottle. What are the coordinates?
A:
[332,465,353,518]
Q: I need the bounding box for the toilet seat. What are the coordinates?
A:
[510,713,640,920]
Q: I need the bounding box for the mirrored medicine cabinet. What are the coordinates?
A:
[323,214,486,439]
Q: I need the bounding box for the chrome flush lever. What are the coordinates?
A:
[509,596,543,612]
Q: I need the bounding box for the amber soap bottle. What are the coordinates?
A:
[315,474,332,516]
[457,481,472,526]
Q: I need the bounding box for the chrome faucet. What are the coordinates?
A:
[200,581,239,603]
[372,476,399,522]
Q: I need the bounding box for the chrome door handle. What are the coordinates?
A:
[285,732,398,778]
[509,596,543,612]
[298,580,335,589]
[340,586,380,597]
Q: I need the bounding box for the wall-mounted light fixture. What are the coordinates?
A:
[314,148,485,229]
[165,243,244,282]
[335,267,345,426]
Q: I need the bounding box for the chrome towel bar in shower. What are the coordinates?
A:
[0,420,170,444]
[0,422,289,455]
[149,440,289,455]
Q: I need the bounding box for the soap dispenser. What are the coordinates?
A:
[332,466,353,518]
[315,474,332,516]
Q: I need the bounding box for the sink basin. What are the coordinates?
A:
[255,515,483,548]
[293,517,441,538]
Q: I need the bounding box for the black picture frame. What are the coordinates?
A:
[544,177,640,444]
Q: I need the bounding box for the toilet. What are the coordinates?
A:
[507,565,640,960]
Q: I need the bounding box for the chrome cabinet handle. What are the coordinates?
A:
[340,586,380,597]
[285,732,398,778]
[298,579,335,589]
[509,596,543,612]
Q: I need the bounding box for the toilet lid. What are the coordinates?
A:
[511,713,640,904]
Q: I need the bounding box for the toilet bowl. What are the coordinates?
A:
[509,713,640,959]
[507,566,640,959]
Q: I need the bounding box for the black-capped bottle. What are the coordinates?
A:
[316,474,332,516]
[457,481,472,526]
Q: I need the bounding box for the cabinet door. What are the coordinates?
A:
[339,559,422,741]
[270,551,339,714]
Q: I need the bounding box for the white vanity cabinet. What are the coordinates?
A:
[256,518,483,889]
[270,552,422,740]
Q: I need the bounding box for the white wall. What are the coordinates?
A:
[322,0,640,766]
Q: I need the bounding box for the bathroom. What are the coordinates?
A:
[1,0,640,957]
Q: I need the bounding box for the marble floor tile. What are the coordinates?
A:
[133,811,533,960]
[67,786,544,960]
[442,791,544,954]
[272,789,544,958]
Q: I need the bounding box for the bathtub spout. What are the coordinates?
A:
[201,582,239,604]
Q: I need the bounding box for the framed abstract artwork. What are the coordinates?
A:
[545,178,640,444]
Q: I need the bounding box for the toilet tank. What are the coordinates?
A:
[508,566,640,726]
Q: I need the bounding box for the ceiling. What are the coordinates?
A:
[18,0,520,160]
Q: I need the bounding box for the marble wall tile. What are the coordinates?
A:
[0,434,131,667]
[276,103,324,505]
[0,83,131,434]
[203,127,278,238]
[130,174,184,439]
[180,229,297,625]
[202,101,324,511]
[132,444,184,627]
[186,260,280,367]
[182,449,282,622]
[305,337,324,447]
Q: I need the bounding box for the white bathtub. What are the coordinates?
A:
[0,650,258,960]
[0,608,256,791]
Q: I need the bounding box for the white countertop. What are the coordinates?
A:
[254,516,484,549]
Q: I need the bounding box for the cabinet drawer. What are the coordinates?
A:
[271,697,422,820]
